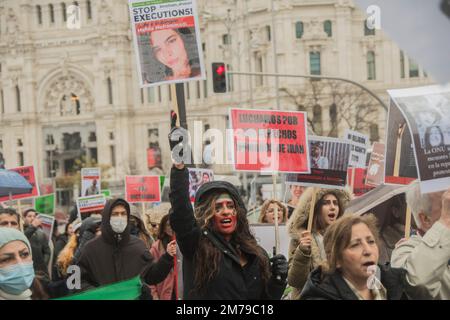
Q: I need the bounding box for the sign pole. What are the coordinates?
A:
[272,173,280,255]
[307,188,317,232]
[404,206,412,239]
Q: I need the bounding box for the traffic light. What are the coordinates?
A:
[212,62,227,93]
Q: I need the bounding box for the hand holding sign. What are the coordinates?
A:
[298,230,312,255]
[168,110,190,168]
[166,240,177,257]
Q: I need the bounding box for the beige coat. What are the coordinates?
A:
[391,220,450,300]
[286,187,352,300]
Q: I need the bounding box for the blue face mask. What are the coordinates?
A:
[0,262,35,295]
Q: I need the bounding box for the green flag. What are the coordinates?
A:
[34,194,55,215]
[56,276,142,300]
[101,189,111,197]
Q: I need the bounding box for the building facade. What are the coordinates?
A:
[0,0,433,202]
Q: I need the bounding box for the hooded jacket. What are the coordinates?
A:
[169,166,286,300]
[77,198,173,292]
[300,265,406,300]
[286,187,352,299]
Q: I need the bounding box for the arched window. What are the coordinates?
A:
[15,86,21,112]
[49,4,55,23]
[62,3,67,22]
[324,20,332,37]
[367,51,376,80]
[313,105,323,135]
[36,5,43,25]
[107,77,113,105]
[295,21,303,39]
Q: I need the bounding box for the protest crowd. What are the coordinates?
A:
[0,106,449,301]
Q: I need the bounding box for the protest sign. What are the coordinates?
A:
[76,195,107,217]
[250,224,289,258]
[366,142,385,186]
[229,108,310,173]
[128,0,205,87]
[37,214,55,242]
[0,166,39,202]
[285,136,351,189]
[101,189,111,197]
[388,85,450,193]
[125,176,161,203]
[81,168,101,197]
[344,129,369,168]
[34,194,55,215]
[347,167,375,196]
[39,183,53,195]
[384,100,418,185]
[188,168,213,203]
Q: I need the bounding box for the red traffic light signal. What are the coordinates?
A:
[212,62,227,93]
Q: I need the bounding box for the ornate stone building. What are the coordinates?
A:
[0,0,433,202]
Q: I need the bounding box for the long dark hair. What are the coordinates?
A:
[192,191,270,294]
[312,192,343,233]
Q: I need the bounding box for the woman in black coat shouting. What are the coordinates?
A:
[168,112,288,300]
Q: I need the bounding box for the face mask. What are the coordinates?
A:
[110,216,128,234]
[0,262,35,295]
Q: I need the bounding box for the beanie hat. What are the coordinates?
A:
[0,228,32,254]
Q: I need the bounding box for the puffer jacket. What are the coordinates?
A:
[286,187,352,299]
[169,166,286,300]
[300,265,407,300]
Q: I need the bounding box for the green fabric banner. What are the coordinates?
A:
[56,276,142,300]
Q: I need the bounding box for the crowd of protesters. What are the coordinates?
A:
[0,115,449,301]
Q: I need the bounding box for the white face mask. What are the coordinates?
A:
[110,216,127,234]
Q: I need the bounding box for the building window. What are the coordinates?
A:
[110,145,116,167]
[157,86,161,102]
[140,88,144,104]
[367,51,376,80]
[49,4,55,24]
[88,132,97,142]
[329,103,337,136]
[0,90,4,114]
[37,6,42,25]
[364,19,375,36]
[15,86,21,112]
[400,50,405,79]
[62,3,67,22]
[87,0,92,20]
[266,25,271,42]
[203,79,208,98]
[222,34,231,45]
[18,152,24,166]
[109,132,114,140]
[107,77,113,104]
[370,123,379,142]
[313,105,323,135]
[409,58,419,77]
[295,21,303,39]
[147,87,155,103]
[324,20,332,37]
[310,52,321,75]
[46,134,55,145]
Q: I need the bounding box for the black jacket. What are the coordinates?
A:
[77,198,173,291]
[24,225,51,276]
[300,265,407,300]
[169,166,286,300]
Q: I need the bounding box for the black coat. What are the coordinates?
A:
[300,265,407,300]
[169,166,286,300]
[77,198,173,291]
[24,225,51,276]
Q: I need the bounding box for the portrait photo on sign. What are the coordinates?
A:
[137,27,202,85]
